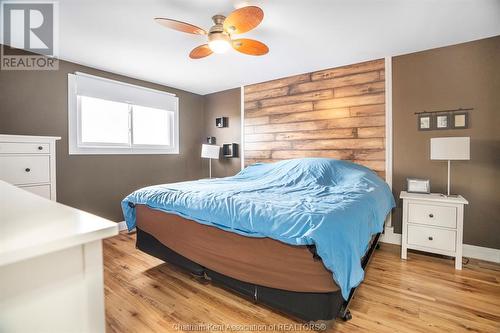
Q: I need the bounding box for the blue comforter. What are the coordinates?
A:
[122,158,395,299]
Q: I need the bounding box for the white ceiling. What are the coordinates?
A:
[6,0,500,95]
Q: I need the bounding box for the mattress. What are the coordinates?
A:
[136,204,339,293]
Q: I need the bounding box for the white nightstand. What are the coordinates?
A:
[400,191,468,269]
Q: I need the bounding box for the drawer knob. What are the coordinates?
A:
[25,168,31,172]
[38,146,43,150]
[429,213,434,218]
[428,236,433,241]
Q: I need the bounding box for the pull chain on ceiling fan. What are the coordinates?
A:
[154,6,268,59]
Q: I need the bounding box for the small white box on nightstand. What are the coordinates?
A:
[400,191,468,269]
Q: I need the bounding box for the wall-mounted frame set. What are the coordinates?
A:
[416,107,472,131]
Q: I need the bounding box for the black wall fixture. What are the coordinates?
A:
[216,117,228,128]
[222,143,238,158]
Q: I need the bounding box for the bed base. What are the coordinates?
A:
[135,227,380,322]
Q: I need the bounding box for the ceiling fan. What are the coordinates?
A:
[154,6,268,59]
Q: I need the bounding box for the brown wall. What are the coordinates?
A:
[0,58,205,222]
[392,36,500,249]
[243,59,386,177]
[203,88,241,178]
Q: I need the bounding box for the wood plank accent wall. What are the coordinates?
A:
[243,59,386,178]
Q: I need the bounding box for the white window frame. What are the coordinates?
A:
[68,73,179,155]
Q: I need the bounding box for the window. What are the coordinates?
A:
[80,96,130,145]
[68,73,179,154]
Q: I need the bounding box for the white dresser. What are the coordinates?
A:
[0,134,61,200]
[400,191,468,269]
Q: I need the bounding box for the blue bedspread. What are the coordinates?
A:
[122,158,395,299]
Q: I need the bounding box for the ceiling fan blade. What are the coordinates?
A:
[154,18,206,35]
[232,39,269,56]
[223,6,264,34]
[189,44,213,59]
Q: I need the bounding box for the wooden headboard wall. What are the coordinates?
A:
[243,59,386,178]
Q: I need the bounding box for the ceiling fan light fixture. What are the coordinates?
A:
[156,6,267,59]
[208,32,231,54]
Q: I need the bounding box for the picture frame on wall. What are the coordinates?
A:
[435,114,450,129]
[452,112,469,129]
[418,114,432,131]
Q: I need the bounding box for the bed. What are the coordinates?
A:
[122,158,395,322]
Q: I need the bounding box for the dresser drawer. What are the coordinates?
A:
[408,203,457,228]
[407,224,456,252]
[20,184,51,199]
[0,156,50,185]
[0,142,50,154]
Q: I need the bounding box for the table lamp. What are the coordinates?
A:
[430,137,470,196]
[201,144,220,178]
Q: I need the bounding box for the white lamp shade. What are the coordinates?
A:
[201,144,220,159]
[430,137,470,160]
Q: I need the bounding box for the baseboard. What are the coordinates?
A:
[118,221,135,233]
[379,227,500,263]
[463,244,500,263]
[380,226,401,245]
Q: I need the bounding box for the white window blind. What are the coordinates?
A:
[68,73,179,155]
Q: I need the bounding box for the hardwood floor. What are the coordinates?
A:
[104,232,500,333]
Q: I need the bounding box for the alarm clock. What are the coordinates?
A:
[406,178,430,194]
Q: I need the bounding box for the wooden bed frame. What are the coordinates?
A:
[135,224,381,322]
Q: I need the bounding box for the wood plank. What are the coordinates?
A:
[252,120,330,134]
[245,102,313,118]
[245,158,275,165]
[353,159,385,171]
[244,126,255,134]
[245,86,289,102]
[244,133,275,142]
[327,116,385,129]
[244,116,269,126]
[259,89,333,108]
[354,149,385,160]
[289,71,380,95]
[275,128,356,141]
[293,138,385,150]
[270,108,350,124]
[245,141,292,151]
[244,150,271,159]
[358,126,386,138]
[244,100,258,109]
[350,104,385,117]
[272,150,354,160]
[379,69,385,81]
[244,73,311,94]
[311,59,384,81]
[314,93,385,110]
[334,81,385,98]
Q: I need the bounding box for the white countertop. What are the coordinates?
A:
[0,181,118,266]
[400,191,468,204]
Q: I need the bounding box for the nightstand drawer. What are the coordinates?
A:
[407,224,456,252]
[408,203,457,228]
[0,155,50,185]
